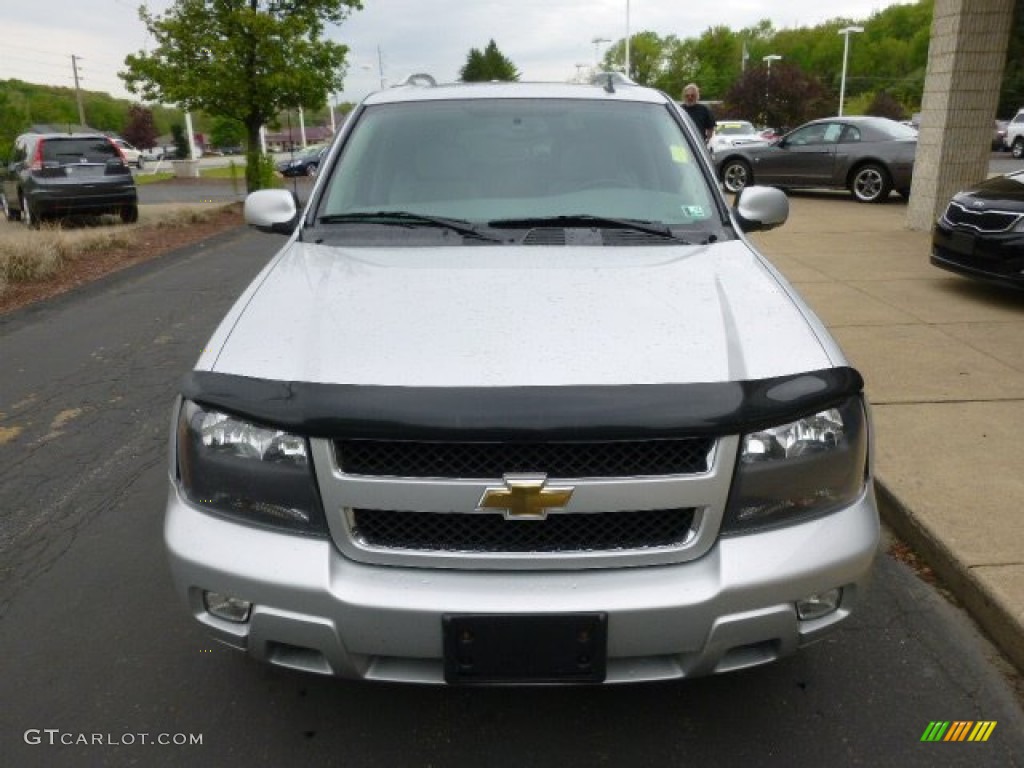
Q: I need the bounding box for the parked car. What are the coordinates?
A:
[708,120,769,156]
[112,138,145,168]
[1,132,138,226]
[165,76,879,685]
[931,170,1024,289]
[276,144,328,177]
[715,116,917,203]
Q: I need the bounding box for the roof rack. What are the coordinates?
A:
[395,73,437,87]
[590,71,635,93]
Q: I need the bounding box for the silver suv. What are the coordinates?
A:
[165,75,879,685]
[1,132,138,226]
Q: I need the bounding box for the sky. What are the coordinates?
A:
[4,0,914,105]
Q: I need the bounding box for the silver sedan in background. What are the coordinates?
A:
[715,116,917,203]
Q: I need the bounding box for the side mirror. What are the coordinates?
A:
[244,188,300,235]
[733,185,789,233]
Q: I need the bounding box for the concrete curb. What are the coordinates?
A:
[876,478,1024,673]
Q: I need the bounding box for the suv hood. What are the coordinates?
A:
[203,240,834,387]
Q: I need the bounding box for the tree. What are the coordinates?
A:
[722,61,830,131]
[123,104,159,150]
[171,124,191,159]
[865,90,907,120]
[209,116,246,151]
[459,40,519,82]
[120,0,361,192]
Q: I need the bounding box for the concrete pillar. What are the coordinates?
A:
[907,0,1013,230]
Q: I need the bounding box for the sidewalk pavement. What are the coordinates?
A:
[750,192,1024,674]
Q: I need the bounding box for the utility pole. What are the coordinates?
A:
[71,55,86,128]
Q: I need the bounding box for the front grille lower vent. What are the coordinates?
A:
[335,438,714,479]
[351,507,697,553]
[943,201,1022,233]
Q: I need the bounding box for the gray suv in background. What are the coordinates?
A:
[1,132,138,227]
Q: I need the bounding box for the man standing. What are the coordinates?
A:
[681,83,716,143]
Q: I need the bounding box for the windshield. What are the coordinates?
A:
[41,137,119,164]
[317,99,718,230]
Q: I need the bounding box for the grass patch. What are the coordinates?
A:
[0,205,227,289]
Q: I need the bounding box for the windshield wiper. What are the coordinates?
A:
[318,211,502,242]
[487,215,693,243]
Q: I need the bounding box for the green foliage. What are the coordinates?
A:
[605,0,940,119]
[209,117,246,150]
[121,0,361,192]
[459,40,520,82]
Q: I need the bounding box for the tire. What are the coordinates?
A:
[120,204,139,224]
[306,164,318,177]
[720,158,752,194]
[137,158,145,170]
[21,193,38,229]
[850,163,892,203]
[1013,138,1024,159]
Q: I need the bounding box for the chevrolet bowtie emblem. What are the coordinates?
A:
[478,474,575,520]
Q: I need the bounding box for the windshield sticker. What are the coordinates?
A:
[682,205,707,217]
[670,145,690,163]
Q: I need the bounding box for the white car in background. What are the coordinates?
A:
[709,120,770,156]
[112,138,145,168]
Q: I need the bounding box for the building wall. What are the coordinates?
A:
[907,0,1014,230]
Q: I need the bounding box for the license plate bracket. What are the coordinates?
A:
[443,613,607,684]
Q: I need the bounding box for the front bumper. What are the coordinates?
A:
[165,483,880,684]
[932,224,1024,288]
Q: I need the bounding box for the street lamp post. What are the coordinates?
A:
[625,0,631,78]
[837,26,864,117]
[762,54,782,128]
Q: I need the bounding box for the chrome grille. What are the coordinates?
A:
[351,507,697,553]
[334,438,714,478]
[943,201,1022,233]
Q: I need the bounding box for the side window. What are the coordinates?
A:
[1014,113,1024,125]
[11,139,29,164]
[839,126,862,143]
[822,123,844,143]
[788,124,827,146]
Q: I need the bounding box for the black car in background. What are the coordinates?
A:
[715,116,917,203]
[276,144,327,177]
[1,132,138,227]
[932,171,1024,289]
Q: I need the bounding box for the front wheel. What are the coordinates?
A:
[306,164,318,177]
[850,163,892,203]
[1012,138,1024,159]
[720,159,752,194]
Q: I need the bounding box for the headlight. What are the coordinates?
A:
[176,400,327,535]
[722,396,868,534]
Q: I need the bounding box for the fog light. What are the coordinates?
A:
[203,591,252,623]
[796,588,842,621]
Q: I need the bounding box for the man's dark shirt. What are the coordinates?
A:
[683,102,716,140]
